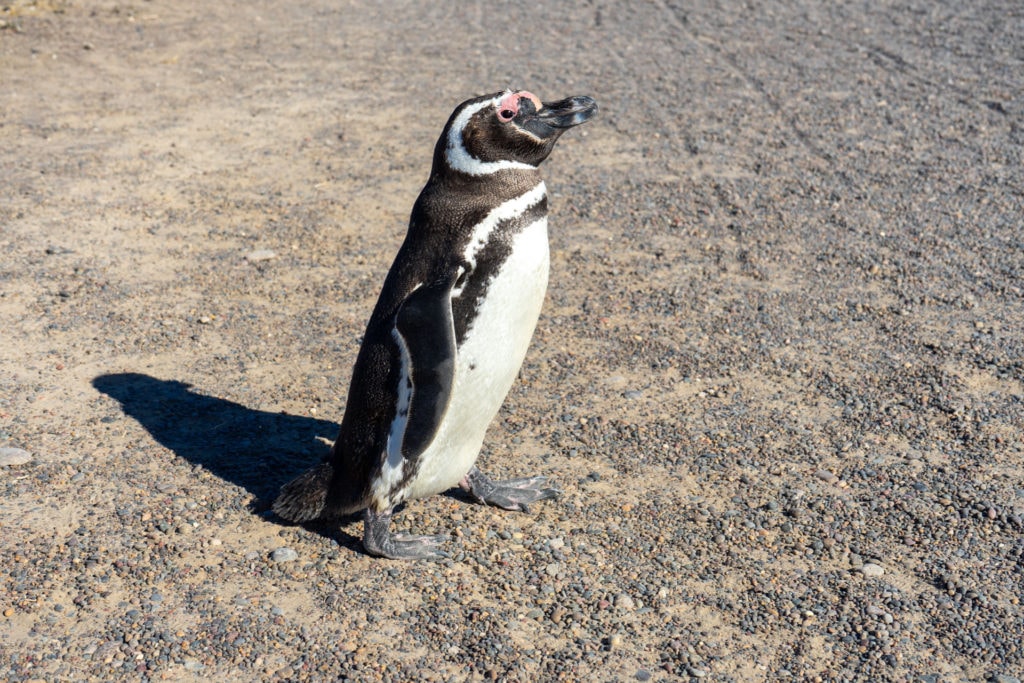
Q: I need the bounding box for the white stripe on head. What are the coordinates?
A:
[445,94,538,176]
[460,182,547,273]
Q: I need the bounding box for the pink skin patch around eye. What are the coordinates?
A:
[497,90,542,118]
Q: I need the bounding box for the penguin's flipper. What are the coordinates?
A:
[393,277,457,459]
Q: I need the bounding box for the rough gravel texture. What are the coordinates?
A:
[2,1,1023,681]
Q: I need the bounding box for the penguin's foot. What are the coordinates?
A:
[362,508,449,560]
[459,466,560,513]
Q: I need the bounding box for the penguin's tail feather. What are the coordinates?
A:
[273,462,334,522]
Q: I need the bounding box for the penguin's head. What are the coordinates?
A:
[439,90,598,177]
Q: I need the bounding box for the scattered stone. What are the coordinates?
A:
[814,469,837,483]
[271,547,299,563]
[245,249,277,262]
[614,593,635,610]
[860,563,885,577]
[0,448,32,467]
[991,675,1021,683]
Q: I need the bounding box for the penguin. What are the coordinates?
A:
[274,89,598,559]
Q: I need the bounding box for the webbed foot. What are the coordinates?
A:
[459,466,560,513]
[362,508,449,560]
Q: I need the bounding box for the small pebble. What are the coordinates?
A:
[635,670,652,682]
[245,249,277,262]
[0,447,32,467]
[614,593,635,610]
[271,547,299,563]
[814,469,836,483]
[860,563,885,577]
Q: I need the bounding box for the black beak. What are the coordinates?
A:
[519,95,598,140]
[536,96,599,129]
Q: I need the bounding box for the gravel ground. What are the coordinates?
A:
[2,1,1023,681]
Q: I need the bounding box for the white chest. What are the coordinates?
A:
[403,216,550,500]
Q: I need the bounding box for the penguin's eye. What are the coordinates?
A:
[498,108,516,122]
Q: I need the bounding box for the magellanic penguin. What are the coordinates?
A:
[274,89,598,559]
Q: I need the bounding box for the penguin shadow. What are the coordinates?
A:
[91,373,363,550]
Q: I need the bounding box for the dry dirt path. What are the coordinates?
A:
[2,1,1022,681]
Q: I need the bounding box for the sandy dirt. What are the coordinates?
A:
[2,0,1023,681]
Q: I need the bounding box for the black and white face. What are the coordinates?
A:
[443,90,598,176]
